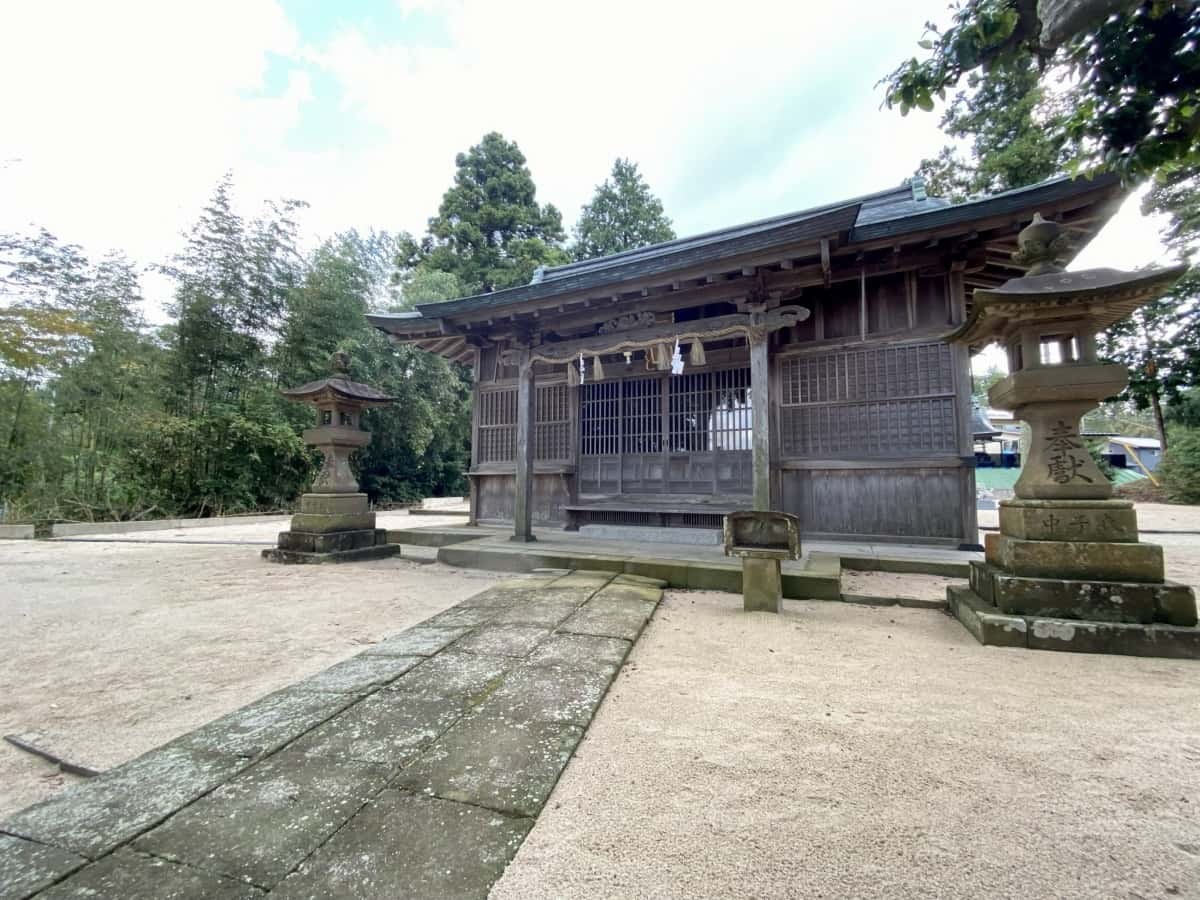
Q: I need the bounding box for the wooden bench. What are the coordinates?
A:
[563,501,740,532]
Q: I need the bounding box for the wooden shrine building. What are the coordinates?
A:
[369,175,1123,547]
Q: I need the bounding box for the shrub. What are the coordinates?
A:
[1157,427,1200,505]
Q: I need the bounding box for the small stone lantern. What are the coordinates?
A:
[948,215,1198,657]
[263,352,401,564]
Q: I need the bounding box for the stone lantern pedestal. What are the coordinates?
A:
[947,215,1198,658]
[263,353,401,565]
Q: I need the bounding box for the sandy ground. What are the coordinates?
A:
[492,591,1200,900]
[839,571,958,602]
[0,511,498,818]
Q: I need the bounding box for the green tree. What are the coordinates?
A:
[572,158,675,260]
[1156,426,1200,503]
[1099,161,1200,450]
[882,0,1200,181]
[163,174,306,418]
[402,133,567,294]
[140,175,311,516]
[916,60,1067,200]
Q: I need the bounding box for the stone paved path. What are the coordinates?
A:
[0,570,662,900]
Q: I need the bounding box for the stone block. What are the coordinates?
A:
[289,512,376,534]
[454,625,552,658]
[0,833,86,899]
[969,560,996,605]
[358,625,470,657]
[947,585,1029,649]
[525,633,631,674]
[1,745,251,858]
[37,850,260,899]
[134,750,391,888]
[685,561,743,593]
[298,492,368,515]
[490,598,586,628]
[993,574,1197,625]
[261,543,400,565]
[392,713,583,817]
[387,650,514,708]
[171,687,357,758]
[479,662,615,727]
[287,690,463,766]
[984,531,1002,566]
[999,499,1138,542]
[1157,584,1200,628]
[781,570,842,601]
[622,557,691,588]
[418,605,500,629]
[294,653,424,694]
[994,535,1164,583]
[1026,618,1159,657]
[612,573,669,589]
[559,597,657,642]
[277,529,377,554]
[742,556,782,613]
[269,790,530,900]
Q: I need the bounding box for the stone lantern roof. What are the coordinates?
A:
[280,351,395,408]
[950,214,1187,351]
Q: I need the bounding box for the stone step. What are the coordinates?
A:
[434,541,842,601]
[949,584,1200,659]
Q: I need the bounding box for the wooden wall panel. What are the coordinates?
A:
[475,473,569,525]
[780,466,967,542]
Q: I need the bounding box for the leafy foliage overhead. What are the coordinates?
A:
[882,0,1200,180]
[915,59,1067,200]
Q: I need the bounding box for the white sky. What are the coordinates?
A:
[0,0,1174,334]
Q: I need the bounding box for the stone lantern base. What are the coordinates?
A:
[262,492,399,564]
[949,499,1199,659]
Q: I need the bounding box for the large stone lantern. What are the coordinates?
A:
[947,215,1198,658]
[263,352,401,564]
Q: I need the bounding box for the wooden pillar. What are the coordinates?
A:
[512,353,536,543]
[749,327,771,511]
[949,267,980,549]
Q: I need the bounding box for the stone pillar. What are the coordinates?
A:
[742,556,782,613]
[512,353,536,543]
[749,327,771,511]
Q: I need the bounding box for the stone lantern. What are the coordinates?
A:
[263,352,401,564]
[948,214,1198,658]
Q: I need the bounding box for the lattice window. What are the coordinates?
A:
[581,368,752,457]
[535,383,570,461]
[477,387,517,463]
[779,343,958,457]
[622,377,662,454]
[580,381,620,456]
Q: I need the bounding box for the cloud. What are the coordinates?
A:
[0,0,1170,329]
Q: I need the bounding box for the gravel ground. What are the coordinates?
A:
[0,512,498,817]
[491,591,1200,900]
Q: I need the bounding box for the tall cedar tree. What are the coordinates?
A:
[572,159,676,261]
[401,133,567,294]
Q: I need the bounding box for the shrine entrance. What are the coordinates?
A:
[578,365,753,497]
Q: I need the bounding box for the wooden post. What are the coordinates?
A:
[749,327,771,511]
[512,352,536,542]
[949,266,979,548]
